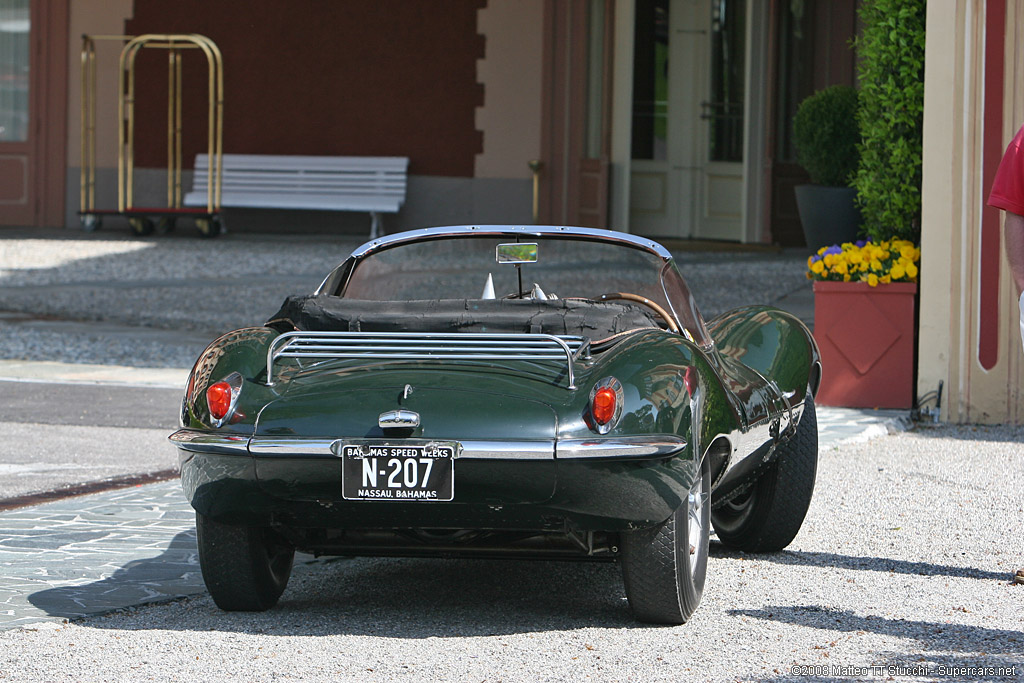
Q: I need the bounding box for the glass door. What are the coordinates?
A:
[695,0,746,240]
[627,0,747,240]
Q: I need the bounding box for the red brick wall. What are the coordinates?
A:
[125,0,485,176]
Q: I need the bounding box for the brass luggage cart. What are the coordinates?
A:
[79,34,224,237]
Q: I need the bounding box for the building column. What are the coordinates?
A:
[918,0,1024,424]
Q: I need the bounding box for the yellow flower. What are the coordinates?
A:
[806,271,814,280]
[906,262,918,279]
[870,259,883,271]
[835,261,848,275]
[811,260,825,274]
[900,245,915,260]
[824,254,835,267]
[848,251,863,264]
[891,263,905,280]
[817,246,827,255]
[880,274,891,284]
[867,273,879,287]
[843,273,851,282]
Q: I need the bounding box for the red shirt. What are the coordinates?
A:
[990,124,1024,215]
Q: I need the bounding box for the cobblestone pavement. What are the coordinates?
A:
[0,482,198,628]
[0,408,906,630]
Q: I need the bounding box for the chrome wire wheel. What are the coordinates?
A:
[687,470,710,583]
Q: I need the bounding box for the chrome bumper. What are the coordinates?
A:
[168,430,686,461]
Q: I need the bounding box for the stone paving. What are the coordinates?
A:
[0,407,906,631]
[0,481,199,628]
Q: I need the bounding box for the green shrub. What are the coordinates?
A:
[853,0,926,242]
[793,85,860,187]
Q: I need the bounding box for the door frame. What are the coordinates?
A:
[0,0,68,228]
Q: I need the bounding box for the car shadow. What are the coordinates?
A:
[730,604,1024,654]
[708,543,1011,582]
[28,535,1017,639]
[27,530,638,635]
[730,604,1024,680]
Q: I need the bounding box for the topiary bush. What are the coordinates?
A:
[793,85,860,187]
[852,0,926,243]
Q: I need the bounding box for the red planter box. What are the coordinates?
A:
[813,281,917,409]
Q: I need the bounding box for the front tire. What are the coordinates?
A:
[620,455,710,624]
[711,392,818,552]
[196,512,295,611]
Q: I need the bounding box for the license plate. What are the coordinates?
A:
[337,442,456,501]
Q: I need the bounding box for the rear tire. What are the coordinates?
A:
[620,455,710,624]
[711,392,818,552]
[196,512,295,611]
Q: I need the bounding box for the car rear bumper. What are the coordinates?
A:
[170,430,691,532]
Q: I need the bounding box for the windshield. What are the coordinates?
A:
[338,235,711,346]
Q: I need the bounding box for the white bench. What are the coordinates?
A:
[184,154,409,238]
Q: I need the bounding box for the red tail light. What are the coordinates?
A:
[207,382,233,420]
[592,386,617,425]
[203,372,243,427]
[589,377,623,434]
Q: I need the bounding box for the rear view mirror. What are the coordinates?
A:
[495,243,538,264]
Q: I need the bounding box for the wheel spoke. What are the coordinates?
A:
[687,474,707,569]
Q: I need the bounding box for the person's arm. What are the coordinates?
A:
[1004,212,1024,293]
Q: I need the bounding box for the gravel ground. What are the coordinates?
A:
[0,234,810,369]
[675,254,810,319]
[0,235,352,335]
[0,424,1020,682]
[0,324,205,369]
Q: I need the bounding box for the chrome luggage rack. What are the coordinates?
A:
[266,331,591,389]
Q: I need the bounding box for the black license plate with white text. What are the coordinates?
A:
[338,442,456,501]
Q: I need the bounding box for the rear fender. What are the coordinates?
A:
[182,327,280,431]
[563,330,740,468]
[707,306,821,404]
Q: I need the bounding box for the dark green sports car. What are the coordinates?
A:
[170,225,821,624]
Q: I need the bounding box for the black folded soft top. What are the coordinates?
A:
[267,295,661,342]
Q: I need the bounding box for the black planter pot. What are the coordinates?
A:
[794,185,862,250]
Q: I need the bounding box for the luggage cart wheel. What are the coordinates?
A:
[156,216,177,234]
[80,214,102,232]
[129,217,155,236]
[196,215,221,239]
